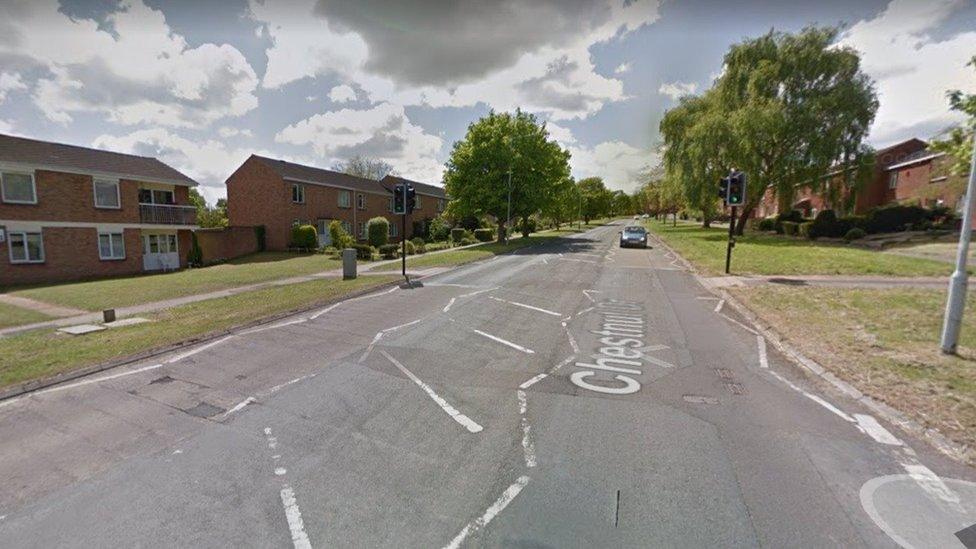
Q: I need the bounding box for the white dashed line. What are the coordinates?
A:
[443,298,457,312]
[575,306,595,317]
[471,329,535,354]
[219,397,256,420]
[516,390,536,467]
[165,335,236,363]
[714,299,725,313]
[757,336,768,369]
[563,326,580,354]
[444,475,531,549]
[489,296,561,317]
[239,318,308,335]
[380,350,483,433]
[279,486,312,549]
[718,312,759,335]
[519,355,576,390]
[854,414,903,446]
[582,289,600,302]
[382,318,423,333]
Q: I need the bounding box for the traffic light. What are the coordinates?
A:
[727,171,746,205]
[718,177,730,201]
[393,183,406,214]
[406,184,416,214]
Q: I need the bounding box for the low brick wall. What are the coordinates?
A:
[196,226,260,264]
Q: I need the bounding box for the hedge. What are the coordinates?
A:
[450,228,467,242]
[781,221,799,236]
[410,237,426,253]
[379,243,399,259]
[473,228,494,242]
[367,217,390,248]
[351,243,374,260]
[291,224,318,250]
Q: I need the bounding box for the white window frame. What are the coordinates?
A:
[338,190,351,208]
[888,171,898,190]
[292,183,306,204]
[98,232,126,260]
[437,199,445,212]
[8,231,44,264]
[1,171,37,204]
[388,197,394,212]
[93,179,121,209]
[415,195,422,210]
[341,220,352,234]
[357,193,366,210]
[389,222,398,237]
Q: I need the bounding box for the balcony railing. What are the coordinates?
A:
[139,203,197,225]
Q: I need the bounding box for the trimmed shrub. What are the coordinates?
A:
[864,204,929,234]
[843,228,866,242]
[291,224,318,250]
[517,218,537,236]
[473,228,494,242]
[430,216,451,241]
[410,237,426,254]
[329,220,354,249]
[379,243,399,259]
[781,221,799,236]
[450,227,467,242]
[459,216,481,231]
[367,217,390,248]
[798,221,814,239]
[405,240,416,255]
[775,210,804,234]
[809,209,843,239]
[459,237,477,246]
[756,218,776,232]
[351,243,374,260]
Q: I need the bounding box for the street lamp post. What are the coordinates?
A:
[506,169,512,245]
[940,134,976,354]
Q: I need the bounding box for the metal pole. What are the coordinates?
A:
[940,134,976,353]
[578,192,582,230]
[401,209,407,279]
[725,205,737,274]
[506,169,512,244]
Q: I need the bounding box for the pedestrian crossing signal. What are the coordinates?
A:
[727,171,746,205]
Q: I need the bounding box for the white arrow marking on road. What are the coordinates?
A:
[489,296,562,317]
[471,329,535,354]
[444,475,531,549]
[380,350,483,433]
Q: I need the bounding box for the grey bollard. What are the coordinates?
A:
[342,248,357,280]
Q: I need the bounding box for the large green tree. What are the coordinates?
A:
[540,176,579,228]
[932,55,976,176]
[577,177,612,223]
[444,110,571,240]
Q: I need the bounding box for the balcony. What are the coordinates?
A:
[139,203,197,225]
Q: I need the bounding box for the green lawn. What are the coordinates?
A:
[0,275,398,388]
[9,252,343,311]
[0,302,52,329]
[373,235,562,272]
[647,220,953,277]
[731,286,976,462]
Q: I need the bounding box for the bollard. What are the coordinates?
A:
[342,248,357,280]
[103,309,116,323]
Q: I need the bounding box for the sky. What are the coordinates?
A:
[0,0,974,204]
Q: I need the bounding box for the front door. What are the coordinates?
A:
[143,233,179,271]
[317,219,333,247]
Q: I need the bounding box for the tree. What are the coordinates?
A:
[713,26,878,234]
[577,177,611,223]
[932,55,976,176]
[333,155,396,180]
[366,217,390,248]
[444,110,571,241]
[540,176,578,228]
[610,190,632,216]
[189,188,228,228]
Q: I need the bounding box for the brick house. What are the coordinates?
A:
[225,155,447,250]
[0,134,198,287]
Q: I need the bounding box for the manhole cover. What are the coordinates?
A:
[184,402,225,418]
[683,395,719,404]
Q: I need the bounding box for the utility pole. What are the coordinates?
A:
[506,169,512,244]
[940,134,976,354]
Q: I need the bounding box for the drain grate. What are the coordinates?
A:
[714,368,735,381]
[725,382,745,395]
[683,394,719,404]
[183,402,226,418]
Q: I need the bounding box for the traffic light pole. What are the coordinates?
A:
[725,205,736,274]
[401,210,408,280]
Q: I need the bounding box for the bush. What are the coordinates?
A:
[351,243,374,260]
[426,241,452,252]
[798,221,813,239]
[450,227,467,242]
[517,218,537,236]
[460,237,477,246]
[473,228,494,242]
[781,221,799,236]
[379,243,399,259]
[808,209,847,239]
[864,204,929,234]
[367,217,390,248]
[410,237,426,254]
[291,224,318,250]
[430,216,451,241]
[187,231,203,267]
[756,218,776,232]
[775,210,804,234]
[329,220,354,249]
[404,240,416,255]
[843,228,866,242]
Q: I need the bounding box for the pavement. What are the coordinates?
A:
[0,221,974,547]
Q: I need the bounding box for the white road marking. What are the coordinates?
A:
[0,361,166,409]
[757,336,769,369]
[564,326,580,354]
[558,257,598,264]
[380,350,483,433]
[443,298,457,312]
[571,252,604,258]
[718,312,759,335]
[854,414,903,446]
[309,302,341,320]
[444,475,531,549]
[489,297,561,317]
[260,373,319,397]
[471,329,535,354]
[714,299,725,313]
[519,355,576,389]
[582,289,600,302]
[516,390,536,468]
[575,306,595,317]
[219,397,256,419]
[239,318,309,335]
[768,371,854,423]
[695,296,720,300]
[359,332,384,363]
[458,287,498,299]
[903,464,963,506]
[279,485,312,549]
[382,318,423,333]
[275,467,287,476]
[165,335,236,363]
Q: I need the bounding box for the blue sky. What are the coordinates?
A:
[0,0,974,204]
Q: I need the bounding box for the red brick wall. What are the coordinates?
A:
[195,226,259,264]
[0,227,143,287]
[892,162,933,202]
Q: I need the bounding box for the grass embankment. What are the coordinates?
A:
[9,252,343,311]
[0,303,52,329]
[646,220,953,277]
[373,235,563,272]
[730,286,976,461]
[0,275,398,389]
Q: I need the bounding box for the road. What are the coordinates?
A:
[1,221,974,548]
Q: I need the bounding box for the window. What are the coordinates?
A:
[888,171,898,189]
[144,234,178,254]
[414,195,422,210]
[94,180,120,209]
[338,190,351,208]
[8,231,43,263]
[357,193,366,210]
[388,197,394,212]
[292,184,305,204]
[341,220,352,234]
[1,172,36,204]
[389,222,398,237]
[437,199,445,212]
[98,232,125,260]
[139,188,175,204]
[358,222,366,239]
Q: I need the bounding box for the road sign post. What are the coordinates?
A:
[940,135,976,353]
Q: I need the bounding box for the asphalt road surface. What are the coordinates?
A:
[1,221,975,548]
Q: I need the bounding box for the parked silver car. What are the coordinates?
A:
[619,225,648,248]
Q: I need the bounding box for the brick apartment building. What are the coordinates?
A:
[225,155,447,250]
[0,134,199,287]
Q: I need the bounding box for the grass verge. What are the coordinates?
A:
[729,285,976,462]
[9,252,343,311]
[646,220,953,277]
[373,235,562,272]
[0,275,398,389]
[0,302,52,330]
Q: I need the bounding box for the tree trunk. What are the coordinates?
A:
[734,203,755,236]
[497,221,506,243]
[672,211,677,227]
[702,217,711,229]
[521,216,530,238]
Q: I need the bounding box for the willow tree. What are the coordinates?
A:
[716,26,878,233]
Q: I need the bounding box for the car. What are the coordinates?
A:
[619,225,648,248]
[641,213,649,219]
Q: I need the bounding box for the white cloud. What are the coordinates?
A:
[614,62,631,74]
[249,0,660,120]
[0,119,15,134]
[568,140,654,192]
[0,72,27,103]
[275,102,444,183]
[328,84,357,103]
[217,126,253,138]
[658,81,698,101]
[545,122,577,145]
[838,0,976,144]
[0,0,258,127]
